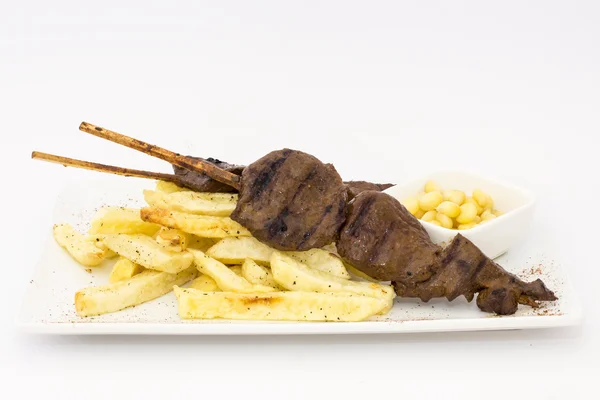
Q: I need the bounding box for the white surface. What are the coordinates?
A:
[384,170,536,259]
[18,179,580,335]
[1,1,599,399]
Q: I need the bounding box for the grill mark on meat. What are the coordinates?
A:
[248,150,291,198]
[472,257,488,282]
[346,196,376,237]
[298,204,333,247]
[232,149,347,251]
[289,164,319,205]
[440,239,460,265]
[456,260,471,273]
[447,256,489,301]
[275,164,319,246]
[266,207,290,238]
[368,220,394,264]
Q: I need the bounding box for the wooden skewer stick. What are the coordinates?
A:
[79,122,242,191]
[31,151,181,183]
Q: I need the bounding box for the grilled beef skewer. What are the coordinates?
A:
[173,157,392,196]
[337,191,556,315]
[32,122,556,314]
[230,149,349,250]
[78,122,242,190]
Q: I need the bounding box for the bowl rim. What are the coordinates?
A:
[383,169,536,234]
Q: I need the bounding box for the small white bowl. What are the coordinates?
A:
[383,170,536,259]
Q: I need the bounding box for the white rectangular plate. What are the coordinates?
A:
[18,179,582,335]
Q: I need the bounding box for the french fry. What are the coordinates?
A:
[140,207,251,238]
[109,257,145,283]
[175,287,388,322]
[144,190,238,217]
[229,265,242,276]
[287,249,350,279]
[188,235,218,252]
[206,236,273,264]
[75,267,197,317]
[53,224,106,267]
[241,258,281,289]
[156,180,187,193]
[205,237,349,279]
[271,252,395,304]
[188,275,221,291]
[100,233,194,274]
[87,236,118,259]
[89,207,160,236]
[189,249,276,293]
[155,227,189,252]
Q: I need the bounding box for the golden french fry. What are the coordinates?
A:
[241,259,281,289]
[175,287,388,322]
[206,236,273,265]
[87,236,118,259]
[89,207,160,236]
[109,257,145,283]
[287,249,350,279]
[188,275,221,291]
[229,265,242,276]
[100,233,194,274]
[206,237,349,279]
[189,249,276,293]
[53,224,106,267]
[140,207,251,238]
[155,180,187,193]
[75,267,197,317]
[144,190,238,217]
[187,235,218,252]
[155,227,189,252]
[271,252,395,304]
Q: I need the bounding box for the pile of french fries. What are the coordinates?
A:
[54,181,395,322]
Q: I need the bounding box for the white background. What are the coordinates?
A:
[1,1,599,398]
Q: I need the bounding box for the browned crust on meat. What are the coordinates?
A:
[231,149,347,251]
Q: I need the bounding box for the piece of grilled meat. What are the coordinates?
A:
[345,181,394,200]
[337,191,557,315]
[230,149,348,251]
[173,157,244,192]
[174,158,393,198]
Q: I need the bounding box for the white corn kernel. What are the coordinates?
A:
[436,201,461,218]
[484,194,494,212]
[402,197,420,216]
[419,191,443,211]
[458,222,477,230]
[421,210,437,222]
[436,213,453,229]
[464,197,483,215]
[424,180,442,193]
[481,210,497,221]
[472,189,489,208]
[456,203,478,224]
[443,190,466,205]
